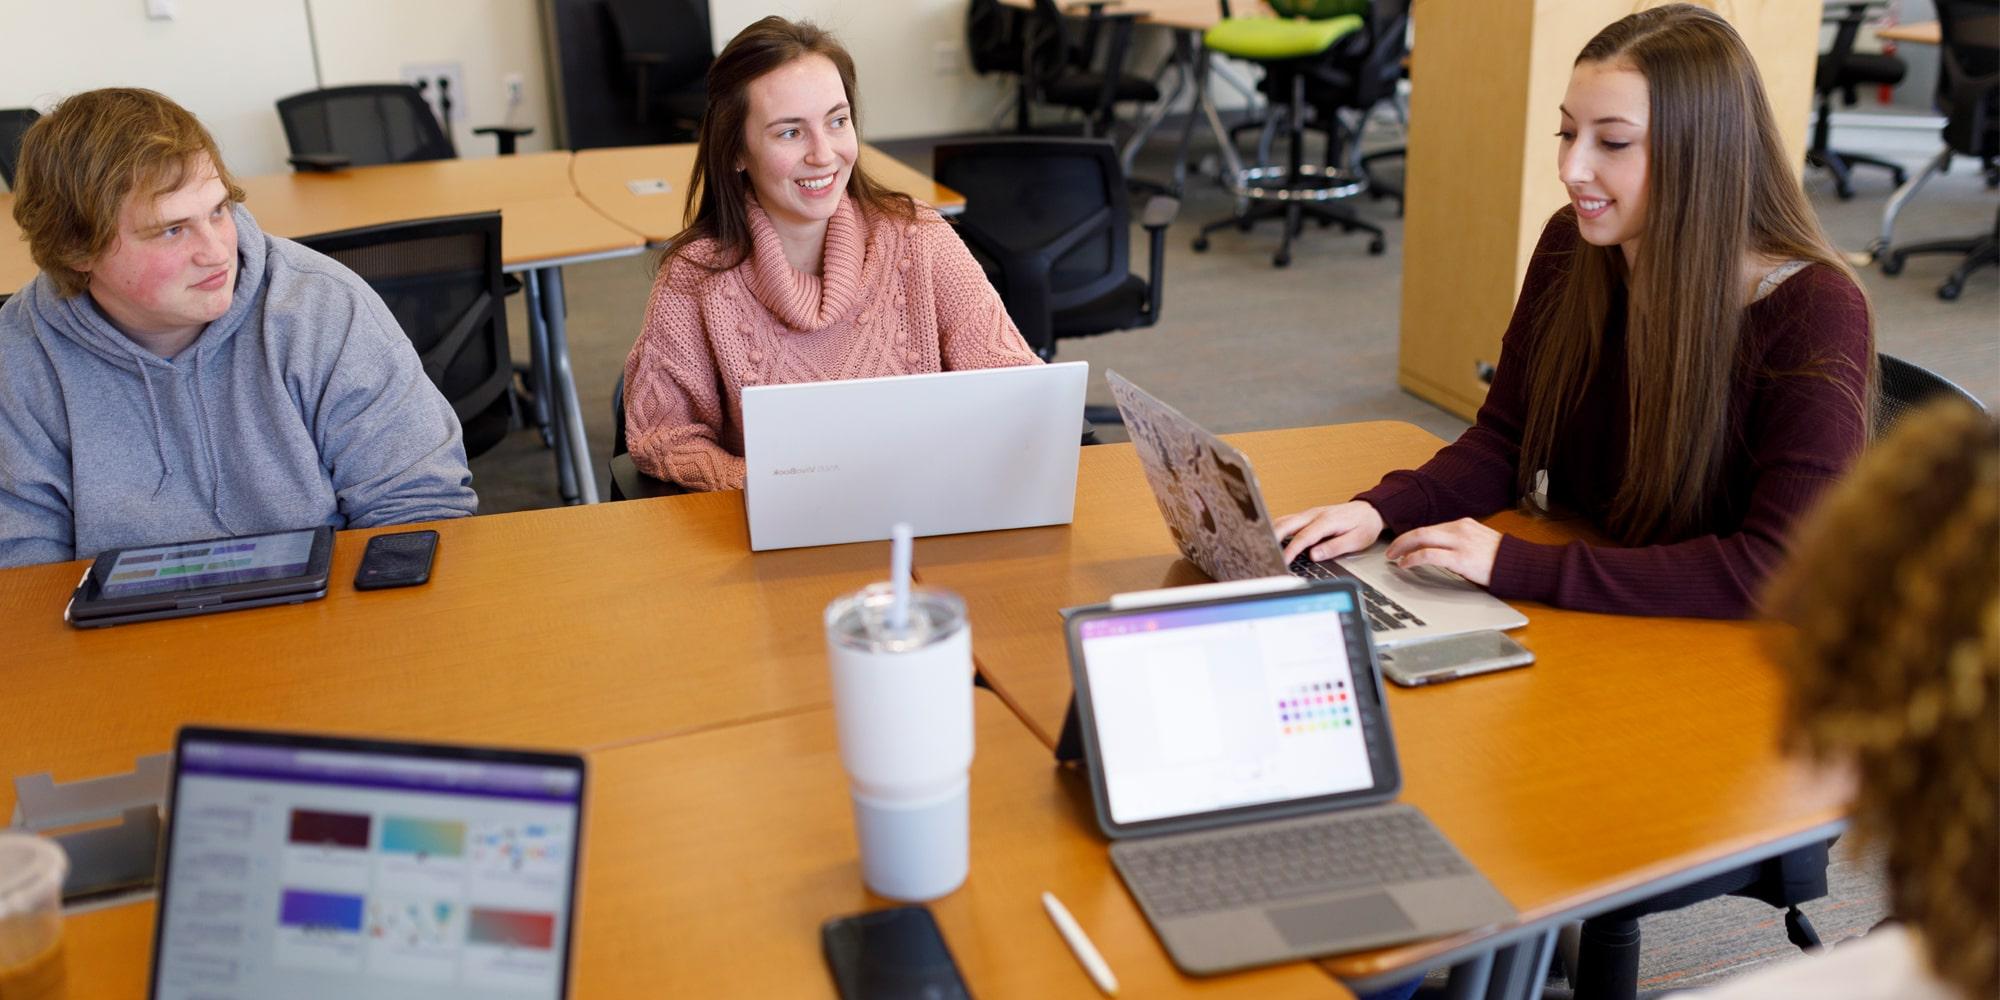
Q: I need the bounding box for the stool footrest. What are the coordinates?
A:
[1224,164,1368,202]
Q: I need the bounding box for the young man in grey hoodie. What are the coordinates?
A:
[0,88,477,569]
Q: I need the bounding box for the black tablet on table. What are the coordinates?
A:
[65,526,335,628]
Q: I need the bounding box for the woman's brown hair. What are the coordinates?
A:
[1766,399,1997,1000]
[1517,3,1875,544]
[661,16,914,278]
[11,88,246,298]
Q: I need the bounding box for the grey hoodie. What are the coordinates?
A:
[0,205,477,569]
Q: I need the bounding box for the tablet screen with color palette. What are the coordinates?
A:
[151,730,585,1000]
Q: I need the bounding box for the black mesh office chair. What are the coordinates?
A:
[277,84,457,171]
[969,0,1032,131]
[298,213,516,460]
[1810,2,1910,200]
[1877,352,1988,434]
[603,0,711,137]
[607,379,690,501]
[932,137,1177,423]
[1881,0,1999,301]
[0,107,38,189]
[1022,0,1159,137]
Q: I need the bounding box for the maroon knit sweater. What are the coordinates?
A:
[1355,211,1873,619]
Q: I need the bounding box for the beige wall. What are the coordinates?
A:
[1,0,562,177]
[706,0,1012,141]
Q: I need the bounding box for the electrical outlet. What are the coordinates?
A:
[400,61,467,124]
[503,72,525,108]
[931,42,960,76]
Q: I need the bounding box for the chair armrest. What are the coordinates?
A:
[608,453,690,502]
[1139,194,1180,231]
[473,125,535,156]
[288,153,351,172]
[1140,195,1177,327]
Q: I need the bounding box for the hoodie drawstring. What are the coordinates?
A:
[188,349,240,533]
[135,363,172,497]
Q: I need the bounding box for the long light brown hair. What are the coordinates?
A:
[1766,399,1997,1000]
[1517,4,1874,544]
[662,16,913,278]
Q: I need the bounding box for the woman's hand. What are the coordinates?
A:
[1274,501,1387,564]
[1382,518,1503,587]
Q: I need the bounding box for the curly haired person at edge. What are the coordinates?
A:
[1276,5,1875,619]
[621,17,1040,492]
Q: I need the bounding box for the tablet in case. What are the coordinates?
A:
[65,526,335,628]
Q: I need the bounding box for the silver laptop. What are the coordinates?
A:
[1064,580,1515,975]
[1105,370,1526,647]
[742,362,1087,550]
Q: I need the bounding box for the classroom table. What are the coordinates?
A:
[43,693,1353,999]
[0,490,890,823]
[912,423,1853,997]
[2,422,1850,998]
[571,142,967,245]
[1875,20,1941,45]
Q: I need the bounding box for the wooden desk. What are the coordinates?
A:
[44,693,1349,999]
[1876,20,1940,44]
[915,423,1851,992]
[236,153,642,270]
[0,490,886,821]
[572,143,967,245]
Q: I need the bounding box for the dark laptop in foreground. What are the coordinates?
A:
[1064,579,1514,974]
[150,727,586,1000]
[1105,371,1526,647]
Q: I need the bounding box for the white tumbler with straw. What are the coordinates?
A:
[824,524,974,901]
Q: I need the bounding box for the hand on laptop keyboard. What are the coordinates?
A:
[1273,501,1386,564]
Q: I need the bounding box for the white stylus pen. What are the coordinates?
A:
[1042,891,1119,996]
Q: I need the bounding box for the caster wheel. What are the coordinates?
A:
[1236,218,1253,233]
[1192,237,1210,252]
[1368,238,1386,255]
[1273,253,1291,268]
[1938,280,1962,301]
[1835,183,1854,201]
[1891,169,1908,186]
[1881,253,1905,276]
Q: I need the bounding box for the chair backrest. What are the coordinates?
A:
[933,137,1131,355]
[297,213,512,458]
[603,0,714,91]
[967,0,1027,76]
[1302,0,1409,109]
[276,85,456,168]
[0,107,40,189]
[1876,353,1988,436]
[1936,0,2000,157]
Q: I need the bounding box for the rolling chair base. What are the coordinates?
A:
[1193,199,1385,268]
[1883,234,1998,300]
[1807,148,1907,201]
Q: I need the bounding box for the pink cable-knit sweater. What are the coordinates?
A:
[623,195,1041,491]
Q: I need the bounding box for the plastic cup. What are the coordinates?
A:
[825,582,974,902]
[0,832,67,1000]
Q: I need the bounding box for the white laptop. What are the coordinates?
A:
[1105,370,1527,647]
[742,362,1088,550]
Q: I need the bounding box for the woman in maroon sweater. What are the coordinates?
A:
[1278,4,1875,619]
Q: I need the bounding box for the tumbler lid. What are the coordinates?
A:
[827,583,966,653]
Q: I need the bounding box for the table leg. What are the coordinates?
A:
[1483,929,1557,1000]
[1121,28,1196,176]
[538,267,600,505]
[523,270,578,505]
[1440,949,1494,1000]
[1874,147,1951,258]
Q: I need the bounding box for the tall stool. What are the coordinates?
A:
[1192,2,1381,268]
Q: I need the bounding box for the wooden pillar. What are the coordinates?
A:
[1396,0,1823,420]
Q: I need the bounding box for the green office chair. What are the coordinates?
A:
[1191,0,1379,267]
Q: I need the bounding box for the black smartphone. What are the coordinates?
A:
[353,530,439,590]
[821,906,971,1000]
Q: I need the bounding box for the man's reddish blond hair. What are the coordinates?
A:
[11,88,245,298]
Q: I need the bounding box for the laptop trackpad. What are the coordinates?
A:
[1265,892,1416,948]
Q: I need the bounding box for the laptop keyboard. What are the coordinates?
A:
[1288,556,1427,632]
[1115,809,1473,919]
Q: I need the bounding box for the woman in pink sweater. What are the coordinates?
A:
[622,17,1040,491]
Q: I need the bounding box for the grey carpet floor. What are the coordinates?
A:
[466,127,1988,991]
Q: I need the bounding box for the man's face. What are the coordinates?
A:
[79,153,237,345]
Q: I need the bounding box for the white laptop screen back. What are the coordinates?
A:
[742,362,1087,550]
[1077,588,1383,826]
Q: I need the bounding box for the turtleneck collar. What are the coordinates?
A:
[742,194,869,332]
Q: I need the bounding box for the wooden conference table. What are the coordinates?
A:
[1,422,1847,997]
